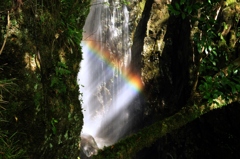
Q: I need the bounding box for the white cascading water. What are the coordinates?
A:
[78,0,142,155]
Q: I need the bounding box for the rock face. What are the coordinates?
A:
[142,0,170,83]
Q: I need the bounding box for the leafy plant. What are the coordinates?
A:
[168,0,240,105]
[167,0,201,19]
[194,6,240,104]
[51,118,58,135]
[0,131,26,159]
[50,62,71,94]
[55,62,71,76]
[0,79,26,158]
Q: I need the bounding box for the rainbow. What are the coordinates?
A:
[81,39,143,94]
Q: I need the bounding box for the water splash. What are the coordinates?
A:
[78,0,143,150]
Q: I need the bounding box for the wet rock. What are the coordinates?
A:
[80,134,99,159]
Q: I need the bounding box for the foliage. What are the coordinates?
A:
[0,131,26,159]
[51,118,58,135]
[168,0,240,105]
[50,62,71,94]
[0,79,26,158]
[0,0,91,158]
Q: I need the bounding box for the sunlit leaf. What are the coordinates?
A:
[212,50,217,56]
[233,69,238,75]
[205,49,209,55]
[212,61,216,66]
[208,45,212,52]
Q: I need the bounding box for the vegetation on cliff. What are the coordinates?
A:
[0,0,90,158]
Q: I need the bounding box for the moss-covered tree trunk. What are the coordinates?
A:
[0,0,90,158]
[94,95,239,159]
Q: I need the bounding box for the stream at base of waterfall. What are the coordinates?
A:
[78,0,142,157]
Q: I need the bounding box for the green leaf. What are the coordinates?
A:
[232,87,237,94]
[204,92,211,100]
[233,69,238,75]
[172,10,181,15]
[212,50,217,56]
[34,84,38,90]
[187,6,192,14]
[197,43,203,53]
[51,118,58,134]
[192,3,201,10]
[208,45,212,52]
[206,76,212,82]
[212,61,216,66]
[213,66,218,71]
[213,92,219,99]
[175,3,180,10]
[205,48,209,54]
[180,0,185,5]
[50,76,59,87]
[168,4,180,16]
[52,126,57,135]
[223,22,228,29]
[236,84,240,91]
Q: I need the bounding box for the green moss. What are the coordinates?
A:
[226,0,236,6]
[139,0,147,11]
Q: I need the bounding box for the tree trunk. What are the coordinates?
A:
[93,95,239,159]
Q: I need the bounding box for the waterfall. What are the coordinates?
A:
[78,0,142,154]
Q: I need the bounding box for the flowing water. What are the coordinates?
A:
[78,0,142,153]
